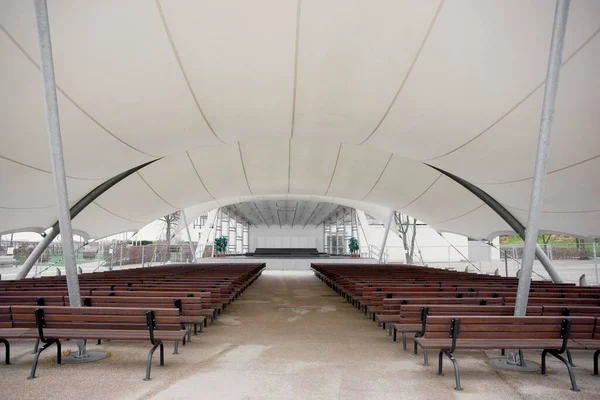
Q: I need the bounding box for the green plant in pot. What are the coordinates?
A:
[214,236,228,256]
[348,237,360,257]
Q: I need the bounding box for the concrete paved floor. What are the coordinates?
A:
[1,270,600,400]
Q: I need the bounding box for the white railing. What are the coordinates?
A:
[368,244,388,263]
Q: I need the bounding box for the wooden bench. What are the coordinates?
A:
[391,304,541,351]
[90,290,217,323]
[376,297,505,329]
[414,315,595,391]
[80,296,206,340]
[564,317,600,375]
[10,306,186,380]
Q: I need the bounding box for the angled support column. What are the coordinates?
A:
[429,165,562,283]
[378,210,394,263]
[181,210,196,263]
[16,160,157,279]
[33,0,80,308]
[515,0,570,315]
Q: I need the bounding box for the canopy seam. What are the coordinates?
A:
[360,0,445,145]
[362,154,394,200]
[425,25,600,162]
[324,144,343,195]
[0,24,156,158]
[155,0,225,144]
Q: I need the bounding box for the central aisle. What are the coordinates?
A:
[145,270,588,400]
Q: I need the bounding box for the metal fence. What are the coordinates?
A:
[499,242,598,261]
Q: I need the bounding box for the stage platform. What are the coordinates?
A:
[196,256,377,270]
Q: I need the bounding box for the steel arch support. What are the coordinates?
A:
[428,166,562,283]
[16,160,158,280]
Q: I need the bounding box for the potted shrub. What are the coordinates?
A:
[348,237,360,258]
[214,236,228,257]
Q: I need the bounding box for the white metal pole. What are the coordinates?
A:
[514,0,570,317]
[378,210,394,263]
[34,0,87,357]
[33,0,81,306]
[593,241,598,285]
[181,209,196,263]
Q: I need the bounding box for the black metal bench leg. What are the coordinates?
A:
[173,340,179,355]
[401,332,407,351]
[159,343,164,366]
[446,350,462,391]
[566,349,575,366]
[437,350,444,375]
[424,348,429,365]
[438,349,462,391]
[593,349,599,375]
[0,339,9,365]
[546,350,579,392]
[29,340,58,379]
[144,341,162,381]
[194,323,198,335]
[413,339,418,355]
[32,338,40,354]
[541,349,548,375]
[56,340,61,364]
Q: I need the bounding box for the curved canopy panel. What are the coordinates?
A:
[1,1,599,240]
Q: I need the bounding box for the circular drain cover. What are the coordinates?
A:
[487,358,540,372]
[57,351,110,364]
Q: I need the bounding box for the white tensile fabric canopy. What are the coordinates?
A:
[1,0,599,240]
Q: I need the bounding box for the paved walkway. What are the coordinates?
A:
[146,270,600,400]
[1,270,599,400]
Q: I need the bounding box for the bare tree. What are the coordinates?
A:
[159,211,180,251]
[576,237,589,260]
[394,212,418,264]
[540,234,553,245]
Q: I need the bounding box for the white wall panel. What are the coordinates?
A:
[250,225,323,252]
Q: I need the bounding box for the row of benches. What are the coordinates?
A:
[312,263,600,392]
[0,263,265,380]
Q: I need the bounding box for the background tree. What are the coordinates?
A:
[394,212,418,264]
[576,237,589,259]
[159,211,180,252]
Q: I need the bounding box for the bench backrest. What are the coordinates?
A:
[88,291,213,309]
[382,297,505,312]
[542,306,600,317]
[10,306,182,331]
[403,305,542,321]
[506,297,600,306]
[0,295,65,306]
[0,306,11,328]
[423,316,594,341]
